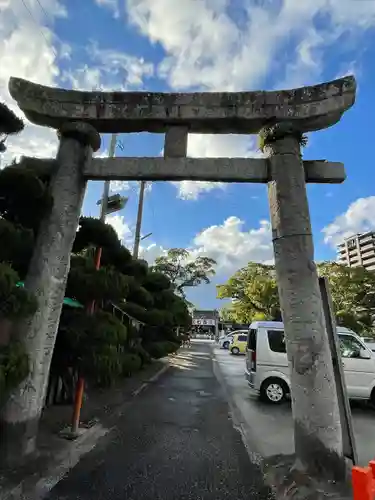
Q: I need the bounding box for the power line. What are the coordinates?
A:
[34,0,51,21]
[20,0,59,59]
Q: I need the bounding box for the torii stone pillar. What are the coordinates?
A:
[0,122,100,462]
[5,76,356,472]
[262,123,344,478]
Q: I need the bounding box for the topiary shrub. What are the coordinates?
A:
[0,263,37,320]
[0,341,29,405]
[56,310,128,387]
[122,353,142,377]
[129,345,151,366]
[143,341,178,359]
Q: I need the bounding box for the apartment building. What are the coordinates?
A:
[337,231,375,271]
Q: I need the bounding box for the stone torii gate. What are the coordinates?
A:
[2,76,355,475]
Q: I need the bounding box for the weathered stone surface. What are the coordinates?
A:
[84,157,346,183]
[59,121,101,152]
[17,156,346,183]
[264,131,344,477]
[9,76,356,133]
[164,126,188,157]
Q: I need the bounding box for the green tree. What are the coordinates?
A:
[217,262,281,323]
[0,102,24,153]
[317,262,375,333]
[153,248,216,298]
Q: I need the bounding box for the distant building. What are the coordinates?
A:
[337,231,375,271]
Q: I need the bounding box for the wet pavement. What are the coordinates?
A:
[45,341,273,500]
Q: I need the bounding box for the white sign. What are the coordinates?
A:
[193,319,216,326]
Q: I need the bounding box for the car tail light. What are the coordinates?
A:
[251,350,256,370]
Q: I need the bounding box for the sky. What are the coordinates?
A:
[1,0,375,310]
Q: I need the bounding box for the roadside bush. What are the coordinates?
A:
[144,341,179,359]
[122,353,142,377]
[144,342,166,359]
[0,341,29,404]
[163,341,180,354]
[130,345,151,366]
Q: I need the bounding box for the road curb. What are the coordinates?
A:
[0,360,171,500]
[131,362,170,397]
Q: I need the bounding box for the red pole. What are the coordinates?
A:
[71,376,85,434]
[70,245,103,434]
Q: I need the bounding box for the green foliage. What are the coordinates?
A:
[121,258,149,281]
[217,263,281,323]
[142,271,171,292]
[101,245,132,272]
[56,310,129,386]
[258,123,308,152]
[153,248,216,298]
[127,283,154,309]
[144,342,170,359]
[129,345,151,366]
[0,219,34,278]
[0,167,52,232]
[0,263,37,320]
[122,301,148,323]
[0,341,29,402]
[122,353,142,376]
[66,256,130,305]
[317,262,375,333]
[73,217,121,254]
[218,260,375,333]
[0,102,24,135]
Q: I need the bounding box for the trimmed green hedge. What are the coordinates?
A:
[144,341,180,359]
[0,341,29,404]
[122,353,142,376]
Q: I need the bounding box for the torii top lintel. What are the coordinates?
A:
[9,76,356,134]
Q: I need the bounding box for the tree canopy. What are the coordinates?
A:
[0,102,24,153]
[217,261,375,334]
[217,263,281,323]
[153,248,216,298]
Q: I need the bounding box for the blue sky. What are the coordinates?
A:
[2,0,375,310]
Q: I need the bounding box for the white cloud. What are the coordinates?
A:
[140,242,166,263]
[322,196,375,247]
[62,42,154,91]
[126,0,373,202]
[172,134,261,200]
[95,0,120,18]
[138,215,273,276]
[110,180,131,193]
[106,214,133,243]
[192,216,273,272]
[0,0,66,164]
[126,0,375,94]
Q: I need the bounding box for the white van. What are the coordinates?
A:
[245,321,375,405]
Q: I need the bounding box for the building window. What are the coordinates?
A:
[347,238,356,249]
[267,330,286,353]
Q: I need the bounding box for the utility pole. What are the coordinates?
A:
[93,133,117,268]
[133,180,146,259]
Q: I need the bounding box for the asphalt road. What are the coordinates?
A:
[213,344,375,466]
[45,341,273,500]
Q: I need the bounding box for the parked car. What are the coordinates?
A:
[362,337,375,352]
[245,321,375,405]
[219,330,247,349]
[230,331,248,355]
